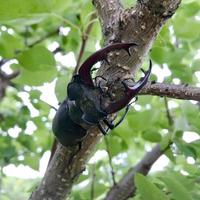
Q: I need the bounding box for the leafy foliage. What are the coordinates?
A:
[135,173,169,200]
[0,0,200,199]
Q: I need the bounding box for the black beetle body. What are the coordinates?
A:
[53,75,106,146]
[52,100,87,146]
[52,43,152,147]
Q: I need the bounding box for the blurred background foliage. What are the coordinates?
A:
[0,0,199,199]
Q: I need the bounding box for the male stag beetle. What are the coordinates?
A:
[52,43,152,147]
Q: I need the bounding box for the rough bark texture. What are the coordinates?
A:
[29,127,102,200]
[140,82,200,101]
[0,70,19,100]
[29,0,181,199]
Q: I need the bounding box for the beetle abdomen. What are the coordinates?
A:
[52,101,87,146]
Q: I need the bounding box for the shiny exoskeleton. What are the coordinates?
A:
[52,43,152,147]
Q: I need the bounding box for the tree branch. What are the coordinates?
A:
[90,164,96,200]
[104,137,116,186]
[140,82,200,102]
[164,97,174,126]
[74,12,97,74]
[0,70,20,100]
[104,144,170,200]
[92,0,122,43]
[29,127,102,200]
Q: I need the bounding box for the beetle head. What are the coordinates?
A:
[67,75,83,100]
[77,43,137,87]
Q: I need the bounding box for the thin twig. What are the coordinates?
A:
[74,13,97,74]
[104,137,116,186]
[52,46,63,54]
[90,164,96,200]
[0,27,60,71]
[164,97,174,126]
[52,13,81,33]
[28,28,60,48]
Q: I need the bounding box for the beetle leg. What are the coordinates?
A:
[103,119,115,129]
[109,103,130,128]
[94,76,108,94]
[103,97,137,129]
[104,60,152,114]
[94,76,107,86]
[78,43,137,87]
[98,123,109,135]
[113,97,138,127]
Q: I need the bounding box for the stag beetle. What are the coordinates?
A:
[52,43,152,147]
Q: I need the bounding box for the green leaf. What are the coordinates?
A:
[142,130,161,143]
[170,64,193,83]
[62,28,81,55]
[160,134,171,151]
[18,45,55,71]
[189,140,200,158]
[135,173,169,200]
[105,135,127,157]
[29,90,42,100]
[17,134,35,152]
[127,108,167,132]
[181,2,200,17]
[0,137,17,162]
[164,148,175,163]
[15,46,57,86]
[160,176,193,200]
[0,32,24,58]
[181,102,200,132]
[150,46,170,64]
[176,141,197,159]
[55,70,72,102]
[183,162,199,175]
[192,59,200,71]
[0,0,69,22]
[23,155,40,170]
[173,16,200,40]
[174,115,190,131]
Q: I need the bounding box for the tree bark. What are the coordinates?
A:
[140,82,200,102]
[0,70,19,101]
[29,0,181,199]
